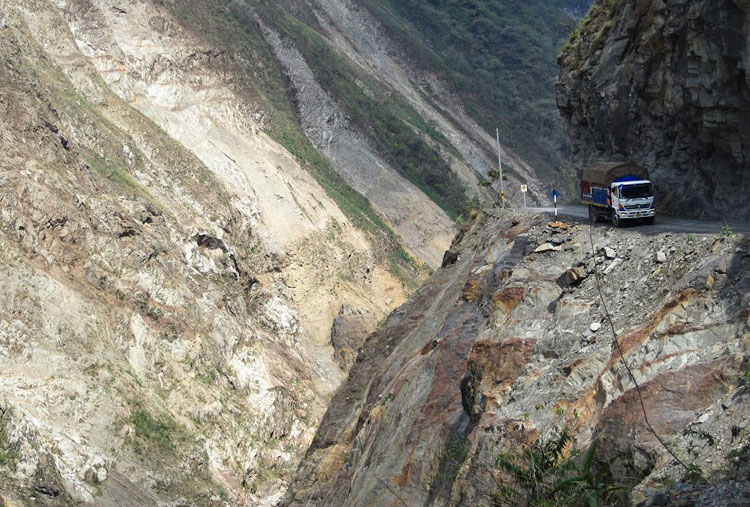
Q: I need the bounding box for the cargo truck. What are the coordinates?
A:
[580,162,655,226]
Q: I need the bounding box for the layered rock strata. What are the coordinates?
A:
[287,211,750,506]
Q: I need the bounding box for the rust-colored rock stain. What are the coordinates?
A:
[469,338,536,392]
[491,287,525,314]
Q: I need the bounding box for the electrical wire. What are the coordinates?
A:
[587,219,689,471]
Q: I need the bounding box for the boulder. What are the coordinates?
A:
[534,242,561,253]
[330,305,373,369]
[547,221,569,230]
[556,266,587,288]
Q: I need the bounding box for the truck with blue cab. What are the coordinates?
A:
[580,162,655,226]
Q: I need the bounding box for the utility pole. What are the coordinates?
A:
[496,128,505,208]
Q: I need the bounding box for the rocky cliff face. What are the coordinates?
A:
[557,0,750,219]
[286,211,750,505]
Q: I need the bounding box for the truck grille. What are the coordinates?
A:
[625,203,650,210]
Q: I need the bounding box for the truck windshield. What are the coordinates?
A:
[621,184,653,199]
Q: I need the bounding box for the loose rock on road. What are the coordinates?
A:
[529,205,750,235]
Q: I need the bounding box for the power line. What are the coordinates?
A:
[587,220,688,471]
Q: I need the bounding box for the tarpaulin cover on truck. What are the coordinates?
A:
[579,162,649,185]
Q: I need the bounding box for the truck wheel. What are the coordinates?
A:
[588,205,595,223]
[611,212,621,228]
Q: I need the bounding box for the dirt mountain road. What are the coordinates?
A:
[529,205,750,235]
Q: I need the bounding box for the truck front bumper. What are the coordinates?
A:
[619,209,655,219]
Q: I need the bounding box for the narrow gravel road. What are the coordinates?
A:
[527,205,750,235]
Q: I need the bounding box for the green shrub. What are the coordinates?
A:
[130,407,178,453]
[494,428,629,506]
[0,415,17,473]
[719,222,734,238]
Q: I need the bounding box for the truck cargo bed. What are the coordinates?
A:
[580,180,609,207]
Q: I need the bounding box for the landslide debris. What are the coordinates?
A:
[0,1,417,504]
[286,211,750,506]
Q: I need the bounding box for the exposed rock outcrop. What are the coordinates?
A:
[330,305,373,369]
[557,0,750,219]
[286,212,750,506]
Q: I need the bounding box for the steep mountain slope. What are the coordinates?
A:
[158,0,471,263]
[0,0,592,504]
[162,0,590,217]
[359,0,592,191]
[0,0,415,504]
[286,212,750,506]
[557,0,750,219]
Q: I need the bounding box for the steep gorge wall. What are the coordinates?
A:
[0,0,585,503]
[0,0,414,503]
[557,0,750,219]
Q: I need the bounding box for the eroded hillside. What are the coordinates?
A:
[0,0,419,503]
[287,211,750,506]
[160,0,592,216]
[0,0,593,504]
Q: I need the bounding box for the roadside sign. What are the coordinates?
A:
[521,185,527,193]
[550,189,560,216]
